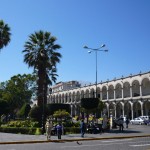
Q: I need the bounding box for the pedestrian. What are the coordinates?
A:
[56,122,62,139]
[80,119,86,137]
[45,119,53,140]
[126,118,129,128]
[118,118,124,132]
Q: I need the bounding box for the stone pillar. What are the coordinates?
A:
[114,104,117,119]
[107,104,109,117]
[140,101,144,116]
[75,104,77,116]
[70,104,73,117]
[100,91,102,100]
[140,84,142,97]
[122,88,124,99]
[130,86,132,98]
[114,88,116,100]
[107,89,108,100]
[122,103,124,117]
[131,102,133,120]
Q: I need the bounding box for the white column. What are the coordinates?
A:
[71,104,73,117]
[107,104,109,117]
[122,103,124,117]
[130,86,133,98]
[122,88,124,99]
[107,90,108,100]
[140,84,142,97]
[114,88,116,100]
[114,104,116,119]
[100,91,102,100]
[75,104,77,116]
[131,102,133,120]
[140,101,144,116]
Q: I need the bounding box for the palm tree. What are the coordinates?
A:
[22,30,62,106]
[0,20,11,50]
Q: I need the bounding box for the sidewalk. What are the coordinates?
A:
[0,125,150,144]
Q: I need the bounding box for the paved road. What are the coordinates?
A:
[0,124,149,144]
[0,137,150,150]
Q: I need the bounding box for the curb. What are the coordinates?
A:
[0,134,150,145]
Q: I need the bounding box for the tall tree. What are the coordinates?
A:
[22,31,62,106]
[0,74,36,116]
[0,20,11,50]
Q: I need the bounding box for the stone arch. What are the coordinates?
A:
[109,102,116,117]
[85,89,89,98]
[141,78,150,96]
[65,93,68,103]
[55,95,58,103]
[76,91,80,102]
[103,103,109,116]
[52,95,55,103]
[72,92,75,103]
[62,94,64,103]
[143,100,150,116]
[124,101,132,119]
[123,82,130,98]
[97,87,101,98]
[90,88,95,98]
[132,80,140,97]
[116,102,123,118]
[68,92,72,103]
[102,86,107,100]
[81,90,84,98]
[115,83,122,99]
[133,101,141,118]
[58,94,61,103]
[108,85,114,99]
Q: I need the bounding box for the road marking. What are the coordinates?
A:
[102,139,133,143]
[130,144,150,147]
[61,142,123,148]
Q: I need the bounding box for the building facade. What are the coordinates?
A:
[51,81,81,93]
[48,72,150,120]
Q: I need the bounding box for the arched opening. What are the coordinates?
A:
[141,78,150,96]
[132,80,140,97]
[123,82,130,98]
[108,85,114,99]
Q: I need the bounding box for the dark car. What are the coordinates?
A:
[86,123,101,134]
[51,126,57,135]
[144,119,150,125]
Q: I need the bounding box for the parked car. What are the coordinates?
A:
[130,117,144,125]
[139,116,149,121]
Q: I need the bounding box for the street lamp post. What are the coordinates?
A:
[84,44,108,98]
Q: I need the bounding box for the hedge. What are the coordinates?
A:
[0,127,80,135]
[0,127,42,135]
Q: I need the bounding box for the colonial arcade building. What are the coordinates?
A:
[48,71,150,120]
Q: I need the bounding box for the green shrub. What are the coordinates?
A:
[0,127,42,135]
[65,127,80,134]
[5,120,39,128]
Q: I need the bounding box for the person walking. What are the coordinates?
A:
[45,119,53,140]
[118,118,124,132]
[56,123,62,139]
[126,118,129,128]
[80,119,86,137]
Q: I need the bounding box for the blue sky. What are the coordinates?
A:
[0,0,150,85]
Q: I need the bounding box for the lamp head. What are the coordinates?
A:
[100,44,105,48]
[104,50,108,52]
[83,45,88,49]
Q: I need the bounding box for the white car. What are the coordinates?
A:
[130,117,144,125]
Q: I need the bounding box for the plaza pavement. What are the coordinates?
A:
[0,125,150,144]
